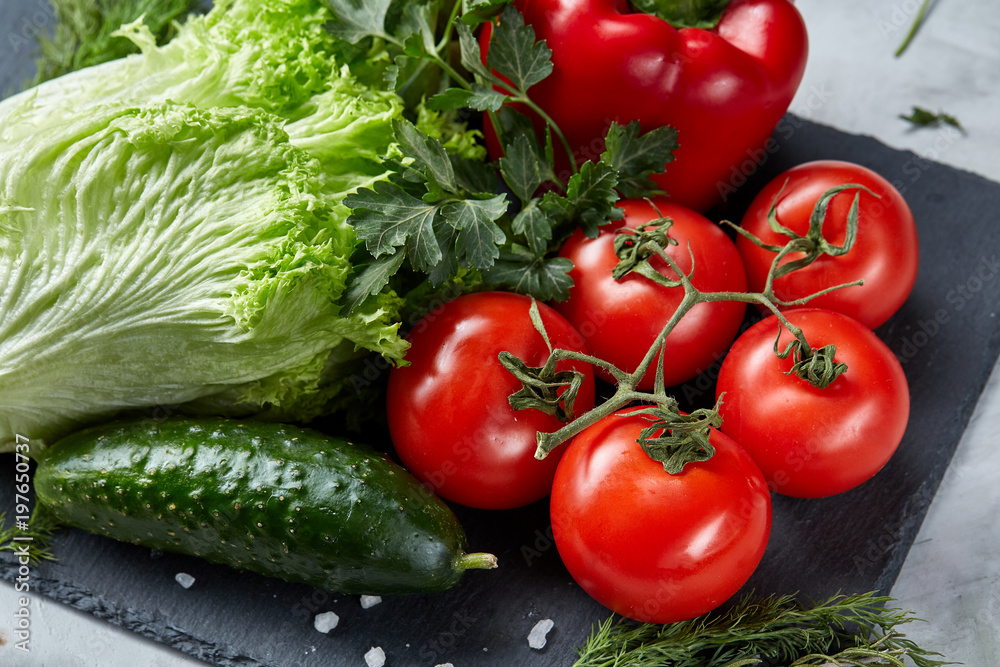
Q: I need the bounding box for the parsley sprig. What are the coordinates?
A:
[899,106,963,131]
[323,0,679,310]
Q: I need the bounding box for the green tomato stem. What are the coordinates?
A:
[530,234,857,459]
[534,381,663,459]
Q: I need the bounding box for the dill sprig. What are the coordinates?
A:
[572,592,953,667]
[0,505,62,565]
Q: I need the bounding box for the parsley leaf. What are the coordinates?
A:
[343,252,407,314]
[427,221,462,286]
[442,196,510,268]
[345,119,512,308]
[511,199,554,257]
[602,121,680,198]
[484,246,575,301]
[397,1,439,55]
[461,0,514,27]
[540,161,623,238]
[567,161,623,231]
[499,133,550,204]
[324,0,395,44]
[393,119,461,195]
[450,154,502,195]
[485,5,553,94]
[426,84,507,112]
[456,20,492,79]
[900,106,964,131]
[346,180,444,268]
[339,1,680,312]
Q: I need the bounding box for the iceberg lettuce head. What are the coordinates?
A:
[0,0,412,448]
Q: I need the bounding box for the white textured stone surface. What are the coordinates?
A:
[889,362,1000,665]
[0,589,207,666]
[790,0,1000,186]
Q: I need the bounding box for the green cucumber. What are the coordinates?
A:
[33,417,497,595]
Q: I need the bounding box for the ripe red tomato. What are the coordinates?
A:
[715,308,910,498]
[554,198,747,390]
[386,292,595,510]
[550,406,772,624]
[735,160,919,330]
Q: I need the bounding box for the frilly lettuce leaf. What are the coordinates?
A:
[0,101,409,446]
[0,102,407,448]
[0,0,416,449]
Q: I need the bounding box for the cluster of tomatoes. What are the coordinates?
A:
[384,159,919,625]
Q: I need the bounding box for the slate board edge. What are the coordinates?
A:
[788,116,1000,600]
[0,565,263,667]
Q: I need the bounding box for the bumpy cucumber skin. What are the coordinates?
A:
[35,418,475,595]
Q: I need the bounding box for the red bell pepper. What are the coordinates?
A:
[481,0,809,212]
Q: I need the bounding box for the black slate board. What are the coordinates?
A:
[3,9,1000,666]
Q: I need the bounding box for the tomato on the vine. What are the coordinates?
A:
[554,198,747,390]
[735,160,919,330]
[715,308,910,498]
[550,406,771,624]
[386,291,595,510]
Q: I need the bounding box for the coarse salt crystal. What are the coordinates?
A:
[528,618,554,649]
[174,572,195,589]
[360,595,382,609]
[364,646,386,667]
[313,611,340,634]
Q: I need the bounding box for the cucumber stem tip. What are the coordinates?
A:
[458,552,498,571]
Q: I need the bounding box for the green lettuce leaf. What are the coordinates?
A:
[0,102,407,448]
[0,0,414,449]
